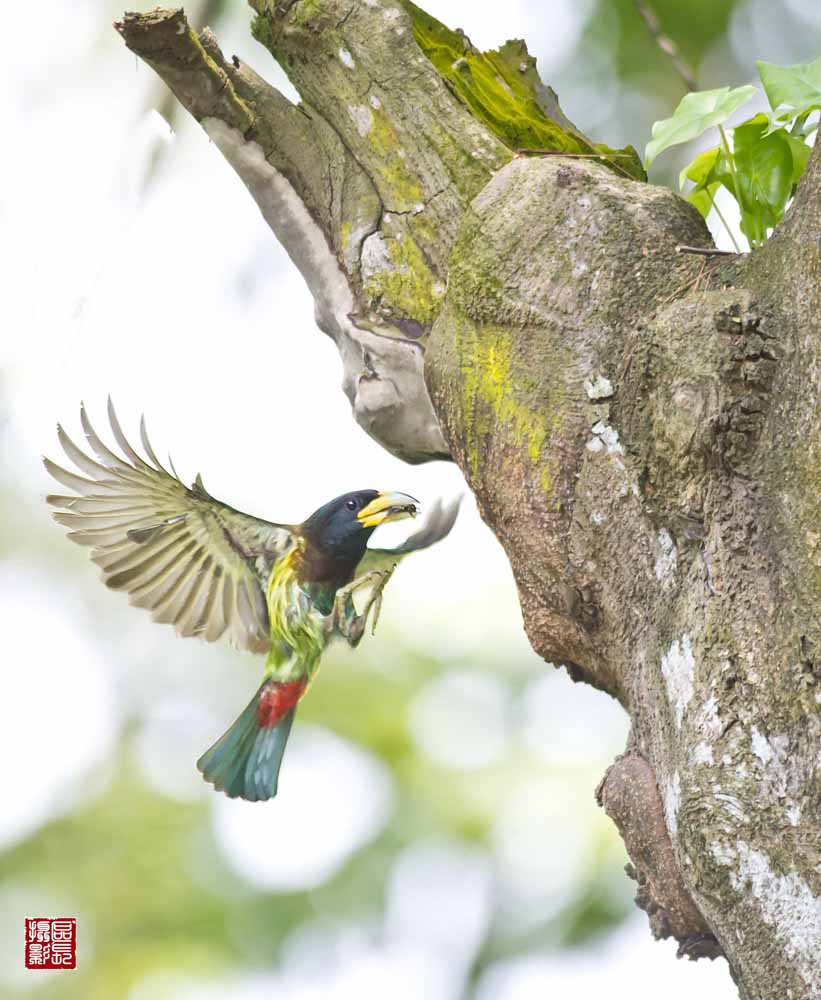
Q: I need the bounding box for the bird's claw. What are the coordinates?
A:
[365,562,396,636]
[329,565,396,646]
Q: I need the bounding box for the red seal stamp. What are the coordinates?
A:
[25,918,76,970]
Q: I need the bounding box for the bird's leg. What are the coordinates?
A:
[345,563,397,645]
[362,562,397,636]
[328,566,396,645]
[328,570,385,639]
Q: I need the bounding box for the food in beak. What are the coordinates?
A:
[357,492,420,528]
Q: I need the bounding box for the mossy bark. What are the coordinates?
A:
[117,4,821,996]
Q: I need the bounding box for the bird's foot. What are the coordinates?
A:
[361,562,396,636]
[328,570,383,640]
[329,566,396,646]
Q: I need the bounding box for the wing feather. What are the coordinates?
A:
[107,534,196,592]
[152,549,210,626]
[47,496,160,516]
[58,425,117,480]
[44,458,120,496]
[45,404,295,653]
[355,496,461,576]
[140,415,172,475]
[80,402,135,473]
[107,398,153,470]
[200,568,227,643]
[53,511,157,532]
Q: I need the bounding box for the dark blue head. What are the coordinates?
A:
[300,490,418,565]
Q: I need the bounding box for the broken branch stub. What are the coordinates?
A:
[117,4,472,461]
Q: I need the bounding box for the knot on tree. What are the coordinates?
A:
[619,290,778,533]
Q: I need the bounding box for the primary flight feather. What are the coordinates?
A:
[45,401,459,801]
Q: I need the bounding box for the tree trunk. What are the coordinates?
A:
[116,4,821,997]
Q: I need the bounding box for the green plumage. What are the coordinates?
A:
[45,401,459,802]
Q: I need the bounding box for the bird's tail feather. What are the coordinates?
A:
[197,679,301,801]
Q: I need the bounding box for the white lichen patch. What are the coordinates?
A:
[661,633,695,728]
[664,771,681,839]
[383,7,402,19]
[584,374,614,400]
[360,231,393,281]
[340,220,374,274]
[347,104,373,137]
[369,94,382,110]
[751,726,774,764]
[586,436,604,453]
[732,842,821,989]
[689,693,722,765]
[654,528,678,582]
[787,804,802,827]
[711,840,736,867]
[590,510,607,525]
[591,421,624,455]
[338,48,356,69]
[700,695,722,737]
[750,729,793,798]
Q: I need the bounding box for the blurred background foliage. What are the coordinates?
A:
[1,0,817,997]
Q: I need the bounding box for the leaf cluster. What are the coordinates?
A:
[645,56,820,248]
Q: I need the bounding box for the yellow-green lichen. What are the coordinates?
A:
[400,1,645,182]
[366,107,425,208]
[458,323,561,492]
[363,234,443,325]
[250,10,275,53]
[191,25,255,129]
[288,0,327,27]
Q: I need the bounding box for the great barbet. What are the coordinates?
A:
[44,402,459,801]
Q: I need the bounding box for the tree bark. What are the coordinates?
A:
[116,4,821,997]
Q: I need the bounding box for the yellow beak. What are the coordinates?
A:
[357,491,419,529]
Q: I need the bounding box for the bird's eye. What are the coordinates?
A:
[346,499,357,511]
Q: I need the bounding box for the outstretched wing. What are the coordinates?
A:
[44,401,295,654]
[355,496,461,575]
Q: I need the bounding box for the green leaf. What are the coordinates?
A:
[645,84,757,167]
[757,56,821,130]
[678,111,806,241]
[679,146,720,190]
[689,182,721,219]
[731,116,794,244]
[679,146,727,219]
[784,130,812,186]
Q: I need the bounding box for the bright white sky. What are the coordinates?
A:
[4,0,815,996]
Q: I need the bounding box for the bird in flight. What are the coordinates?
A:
[44,401,459,802]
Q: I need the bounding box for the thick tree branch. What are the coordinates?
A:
[117,6,451,462]
[116,4,821,996]
[117,10,336,238]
